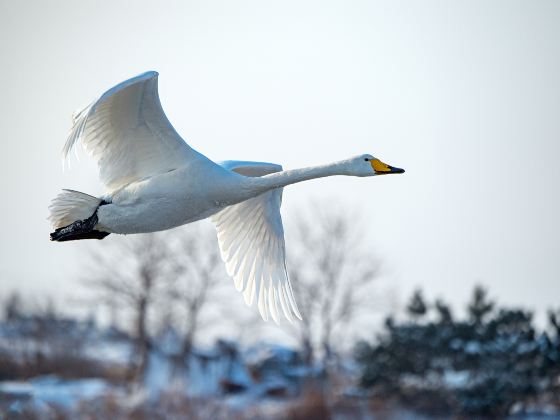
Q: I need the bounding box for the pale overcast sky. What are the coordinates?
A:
[1,0,559,325]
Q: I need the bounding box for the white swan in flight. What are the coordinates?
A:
[48,71,404,323]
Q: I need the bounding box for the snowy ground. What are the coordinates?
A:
[1,319,559,419]
[0,376,113,416]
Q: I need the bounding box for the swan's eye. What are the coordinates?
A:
[364,158,369,161]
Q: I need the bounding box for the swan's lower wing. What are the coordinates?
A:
[211,161,302,323]
[63,71,195,190]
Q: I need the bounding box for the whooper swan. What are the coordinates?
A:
[49,71,404,323]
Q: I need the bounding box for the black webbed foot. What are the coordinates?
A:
[50,211,110,241]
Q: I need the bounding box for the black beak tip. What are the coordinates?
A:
[388,166,405,174]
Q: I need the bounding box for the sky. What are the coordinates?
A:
[0,0,559,327]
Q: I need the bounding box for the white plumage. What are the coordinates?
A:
[63,72,194,190]
[49,71,404,323]
[211,161,301,323]
[49,190,102,229]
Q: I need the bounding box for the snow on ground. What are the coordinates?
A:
[84,339,132,364]
[0,375,112,414]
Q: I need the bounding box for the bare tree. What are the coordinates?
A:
[162,224,225,360]
[85,233,170,380]
[85,224,226,379]
[286,204,381,365]
[3,291,23,321]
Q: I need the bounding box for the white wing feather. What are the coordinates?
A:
[212,161,302,323]
[62,71,195,190]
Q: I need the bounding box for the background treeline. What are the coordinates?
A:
[1,207,559,418]
[356,286,560,417]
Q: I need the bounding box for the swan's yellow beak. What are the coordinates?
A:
[371,158,405,175]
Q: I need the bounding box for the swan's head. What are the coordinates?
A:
[347,154,405,177]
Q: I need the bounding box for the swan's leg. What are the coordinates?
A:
[50,205,110,242]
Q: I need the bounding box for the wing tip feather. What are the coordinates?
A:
[211,183,305,324]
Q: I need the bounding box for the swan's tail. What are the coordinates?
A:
[48,189,110,241]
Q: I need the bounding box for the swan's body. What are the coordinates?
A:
[97,161,246,233]
[49,71,404,323]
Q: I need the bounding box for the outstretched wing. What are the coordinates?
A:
[211,160,302,324]
[63,71,196,190]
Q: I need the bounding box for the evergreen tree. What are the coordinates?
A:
[467,285,493,325]
[406,289,427,320]
[435,299,453,324]
[355,287,560,417]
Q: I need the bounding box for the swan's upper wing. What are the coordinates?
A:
[63,71,196,190]
[211,160,302,323]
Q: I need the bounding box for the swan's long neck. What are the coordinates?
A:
[249,160,351,194]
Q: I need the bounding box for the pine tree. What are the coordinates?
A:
[468,285,493,325]
[406,289,427,320]
[435,299,453,324]
[356,287,560,417]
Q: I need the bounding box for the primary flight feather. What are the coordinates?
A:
[49,71,404,323]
